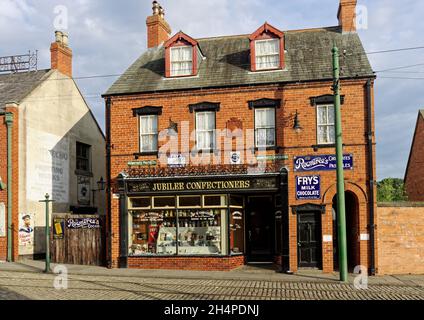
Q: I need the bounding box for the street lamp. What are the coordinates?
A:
[92,177,106,207]
[293,110,303,133]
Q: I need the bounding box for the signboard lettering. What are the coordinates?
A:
[296,175,321,200]
[294,154,353,172]
[67,218,100,229]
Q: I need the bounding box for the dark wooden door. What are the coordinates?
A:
[246,197,274,262]
[297,212,322,268]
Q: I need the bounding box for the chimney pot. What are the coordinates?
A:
[55,30,63,43]
[50,31,72,77]
[62,32,69,47]
[152,1,160,15]
[159,6,165,18]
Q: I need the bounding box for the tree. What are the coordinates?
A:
[377,178,408,202]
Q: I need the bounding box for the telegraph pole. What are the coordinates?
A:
[332,46,348,282]
[39,193,55,273]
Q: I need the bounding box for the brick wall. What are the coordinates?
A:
[377,203,424,275]
[128,255,245,271]
[0,114,6,260]
[107,79,376,272]
[405,113,424,201]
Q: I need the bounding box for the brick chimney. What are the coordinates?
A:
[50,31,72,77]
[337,0,357,33]
[146,1,171,48]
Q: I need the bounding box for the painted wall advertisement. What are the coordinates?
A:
[27,128,69,203]
[294,154,353,172]
[18,213,34,254]
[0,203,5,237]
[296,175,321,200]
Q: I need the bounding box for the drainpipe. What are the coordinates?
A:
[5,112,14,262]
[105,97,112,268]
[365,79,376,275]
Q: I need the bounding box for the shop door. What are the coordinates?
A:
[246,196,274,262]
[297,212,322,268]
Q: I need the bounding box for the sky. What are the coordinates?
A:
[1,0,423,180]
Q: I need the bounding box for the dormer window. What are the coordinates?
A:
[255,39,280,70]
[170,46,193,76]
[165,31,200,78]
[249,22,285,72]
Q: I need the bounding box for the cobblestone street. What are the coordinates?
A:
[0,263,423,300]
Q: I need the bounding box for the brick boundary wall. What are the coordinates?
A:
[377,202,424,275]
[127,255,245,271]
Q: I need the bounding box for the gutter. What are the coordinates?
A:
[4,112,14,262]
[365,79,376,275]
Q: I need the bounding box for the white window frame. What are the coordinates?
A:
[316,104,335,145]
[170,46,193,77]
[255,107,276,148]
[195,111,216,151]
[139,114,158,153]
[255,38,281,70]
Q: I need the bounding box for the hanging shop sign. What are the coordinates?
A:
[167,154,186,167]
[53,218,65,239]
[67,218,100,229]
[230,152,241,165]
[294,154,353,172]
[296,175,321,200]
[126,176,279,194]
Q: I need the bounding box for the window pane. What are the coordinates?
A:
[328,105,335,124]
[255,108,275,127]
[178,196,201,207]
[140,115,157,134]
[129,209,177,256]
[204,195,227,207]
[255,39,280,70]
[177,208,223,255]
[318,125,327,144]
[131,198,151,208]
[317,106,327,125]
[328,125,335,143]
[230,209,244,254]
[153,197,176,208]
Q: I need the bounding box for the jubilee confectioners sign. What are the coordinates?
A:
[294,154,353,172]
[126,176,279,194]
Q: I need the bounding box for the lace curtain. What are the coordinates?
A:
[171,46,193,76]
[255,39,280,70]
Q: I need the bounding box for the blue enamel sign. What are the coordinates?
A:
[294,154,353,172]
[296,175,321,200]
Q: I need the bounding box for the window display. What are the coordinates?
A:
[128,195,229,256]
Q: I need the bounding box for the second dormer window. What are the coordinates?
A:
[170,46,193,77]
[255,39,280,70]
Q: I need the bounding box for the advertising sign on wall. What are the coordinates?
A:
[294,154,353,172]
[295,175,321,200]
[0,203,5,237]
[167,154,186,167]
[53,218,65,239]
[18,213,34,254]
[67,218,100,229]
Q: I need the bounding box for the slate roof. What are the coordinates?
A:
[104,26,374,96]
[0,69,52,112]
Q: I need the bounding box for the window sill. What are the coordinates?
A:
[191,149,219,155]
[252,146,282,153]
[312,144,345,151]
[134,152,159,158]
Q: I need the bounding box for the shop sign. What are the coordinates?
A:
[138,212,164,222]
[167,154,186,167]
[67,218,100,229]
[128,160,157,167]
[127,177,279,194]
[53,218,65,239]
[232,211,243,220]
[294,154,353,172]
[257,154,288,161]
[295,175,321,200]
[191,211,214,221]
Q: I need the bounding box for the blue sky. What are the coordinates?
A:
[1,0,423,180]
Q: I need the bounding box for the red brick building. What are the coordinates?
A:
[405,110,424,201]
[103,0,377,273]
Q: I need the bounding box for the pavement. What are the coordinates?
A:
[0,260,423,300]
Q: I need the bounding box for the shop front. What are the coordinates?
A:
[115,171,288,271]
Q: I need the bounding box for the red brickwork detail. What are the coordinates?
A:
[405,114,424,201]
[127,255,245,271]
[377,206,424,275]
[50,42,72,78]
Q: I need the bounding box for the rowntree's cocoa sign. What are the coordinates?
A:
[294,154,353,172]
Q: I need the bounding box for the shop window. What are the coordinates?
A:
[178,195,201,208]
[203,195,227,207]
[153,196,176,208]
[317,104,335,145]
